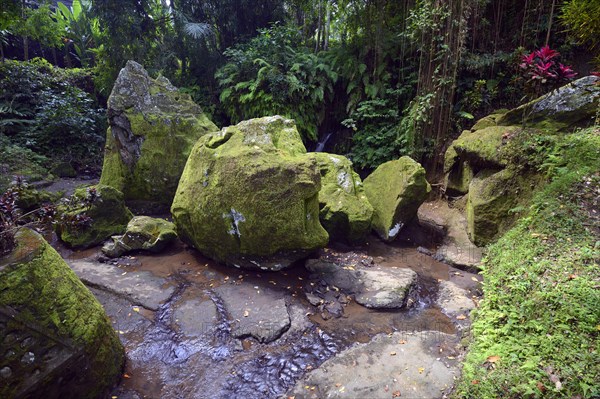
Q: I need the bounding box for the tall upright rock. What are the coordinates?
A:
[99,61,218,211]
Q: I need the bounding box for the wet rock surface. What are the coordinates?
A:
[436,280,476,315]
[306,259,418,309]
[288,331,460,399]
[54,221,482,399]
[418,200,483,271]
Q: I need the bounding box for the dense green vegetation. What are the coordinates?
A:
[1,0,597,174]
[455,127,600,398]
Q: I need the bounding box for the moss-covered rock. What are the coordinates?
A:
[99,61,218,212]
[451,126,519,169]
[445,159,474,196]
[466,168,538,246]
[497,75,600,131]
[470,110,509,131]
[0,228,124,398]
[57,184,133,248]
[102,216,177,257]
[171,116,329,270]
[309,152,373,243]
[363,156,431,241]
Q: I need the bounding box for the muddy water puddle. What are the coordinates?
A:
[61,236,481,399]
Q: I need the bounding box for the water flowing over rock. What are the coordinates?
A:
[99,60,218,212]
[309,152,373,243]
[0,229,124,399]
[56,184,133,248]
[363,156,431,241]
[171,116,329,270]
[102,216,177,258]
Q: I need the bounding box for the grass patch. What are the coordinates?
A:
[454,128,600,398]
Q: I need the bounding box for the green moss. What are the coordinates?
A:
[451,126,519,169]
[57,184,133,248]
[454,128,600,399]
[310,153,373,243]
[100,62,219,209]
[0,229,124,398]
[172,116,328,267]
[445,159,474,196]
[363,156,431,241]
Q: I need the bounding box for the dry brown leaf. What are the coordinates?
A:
[398,340,407,344]
[392,391,402,398]
[456,314,467,320]
[486,355,500,363]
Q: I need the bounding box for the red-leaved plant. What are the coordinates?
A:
[519,46,577,96]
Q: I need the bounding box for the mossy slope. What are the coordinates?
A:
[454,129,600,398]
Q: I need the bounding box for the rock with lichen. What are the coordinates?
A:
[309,152,373,243]
[171,116,328,270]
[99,60,218,212]
[0,228,124,398]
[102,215,177,257]
[56,184,132,248]
[363,156,431,241]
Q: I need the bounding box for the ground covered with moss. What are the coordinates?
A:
[454,127,600,398]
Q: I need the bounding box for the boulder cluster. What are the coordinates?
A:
[68,61,431,270]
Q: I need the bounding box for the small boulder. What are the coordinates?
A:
[306,259,417,309]
[171,116,329,270]
[309,153,373,243]
[102,216,177,257]
[436,280,476,315]
[99,61,218,212]
[57,184,133,248]
[450,126,519,170]
[363,156,431,241]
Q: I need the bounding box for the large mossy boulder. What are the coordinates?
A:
[57,184,133,248]
[0,228,124,398]
[102,216,177,258]
[363,156,431,241]
[466,168,538,246]
[497,75,600,131]
[309,153,373,243]
[171,116,329,270]
[99,61,218,212]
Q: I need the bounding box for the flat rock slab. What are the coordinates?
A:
[172,297,219,338]
[288,331,459,399]
[213,284,290,343]
[68,260,175,310]
[436,280,476,315]
[306,260,417,309]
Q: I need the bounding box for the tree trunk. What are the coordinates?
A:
[23,36,29,61]
[545,0,556,46]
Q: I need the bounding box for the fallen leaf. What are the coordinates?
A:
[447,356,455,360]
[123,373,131,379]
[486,355,500,363]
[335,383,342,388]
[456,314,467,320]
[390,352,397,356]
[132,307,140,313]
[384,384,389,392]
[471,380,479,385]
[398,340,407,344]
[471,277,479,282]
[418,367,425,374]
[536,382,546,392]
[243,310,250,317]
[392,391,402,398]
